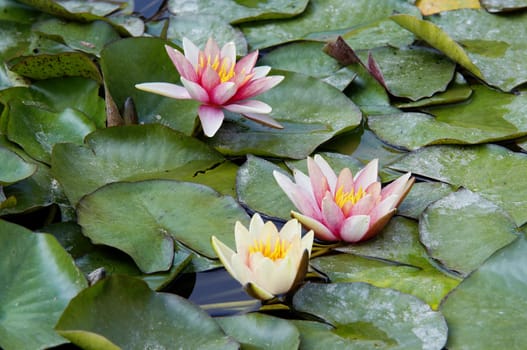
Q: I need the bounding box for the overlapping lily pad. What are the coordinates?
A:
[0,219,87,350]
[390,144,527,226]
[207,69,362,159]
[419,189,519,276]
[168,0,309,24]
[77,179,249,273]
[326,217,460,308]
[241,0,421,49]
[56,275,237,350]
[217,313,300,350]
[0,146,37,185]
[440,234,527,349]
[52,124,224,205]
[293,282,448,349]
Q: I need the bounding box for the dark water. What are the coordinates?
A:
[134,0,165,18]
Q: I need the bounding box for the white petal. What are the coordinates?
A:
[224,100,272,114]
[135,82,191,99]
[220,41,236,63]
[313,154,338,193]
[197,105,224,137]
[252,66,271,78]
[291,211,340,242]
[182,37,200,67]
[211,236,241,281]
[339,215,370,242]
[180,77,209,102]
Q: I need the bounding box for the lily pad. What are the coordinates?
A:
[207,69,362,159]
[440,234,527,349]
[293,282,448,349]
[17,0,123,21]
[52,124,224,205]
[168,0,308,24]
[217,313,300,350]
[369,85,527,150]
[77,179,249,273]
[397,181,456,219]
[419,189,519,276]
[0,219,87,350]
[480,0,527,12]
[100,37,199,135]
[33,18,121,57]
[164,14,248,56]
[41,222,191,291]
[241,0,421,49]
[390,144,527,226]
[292,319,361,349]
[56,275,237,350]
[340,18,416,50]
[0,146,37,185]
[258,41,356,91]
[330,217,460,308]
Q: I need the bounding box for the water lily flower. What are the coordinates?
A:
[211,213,313,301]
[273,155,414,243]
[135,37,284,137]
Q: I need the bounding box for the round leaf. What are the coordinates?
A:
[390,144,527,226]
[77,179,249,273]
[207,69,362,159]
[52,124,224,205]
[0,219,87,350]
[293,282,448,350]
[56,275,237,350]
[440,234,527,349]
[217,313,300,350]
[419,188,519,276]
[397,181,456,219]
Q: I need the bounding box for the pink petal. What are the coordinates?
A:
[273,171,320,219]
[220,41,236,64]
[349,194,376,216]
[233,75,284,101]
[235,50,258,75]
[307,156,330,205]
[336,167,354,193]
[361,209,396,241]
[291,211,340,242]
[321,194,345,234]
[165,45,198,81]
[181,77,209,103]
[381,172,412,200]
[370,195,399,224]
[200,65,221,91]
[340,215,370,243]
[204,37,220,58]
[135,82,191,99]
[241,112,283,129]
[198,105,224,137]
[211,82,237,105]
[313,154,337,193]
[353,159,379,191]
[224,100,272,114]
[293,170,316,202]
[182,37,200,67]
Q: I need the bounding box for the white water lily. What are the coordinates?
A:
[211,213,313,300]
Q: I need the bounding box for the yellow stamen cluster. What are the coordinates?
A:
[334,186,365,208]
[249,235,291,261]
[199,54,236,83]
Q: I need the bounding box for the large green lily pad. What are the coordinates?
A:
[241,0,421,49]
[389,144,527,226]
[52,124,224,205]
[56,275,237,350]
[77,179,249,273]
[329,217,459,308]
[419,189,518,276]
[217,313,300,350]
[440,234,527,349]
[293,282,448,349]
[0,219,87,350]
[168,0,308,24]
[397,181,456,219]
[207,69,362,159]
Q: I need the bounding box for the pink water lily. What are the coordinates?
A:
[135,37,284,137]
[273,155,414,243]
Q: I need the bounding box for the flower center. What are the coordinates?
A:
[334,186,365,208]
[248,236,291,261]
[199,54,236,83]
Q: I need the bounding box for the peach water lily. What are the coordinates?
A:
[135,37,284,137]
[211,213,313,301]
[273,155,414,243]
